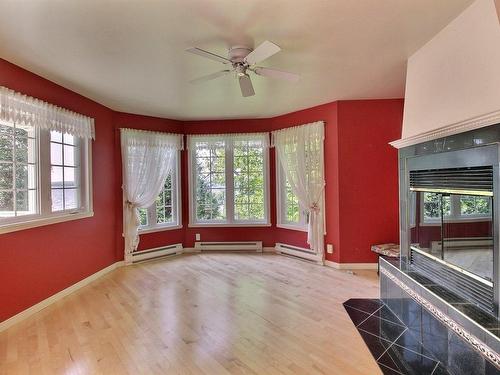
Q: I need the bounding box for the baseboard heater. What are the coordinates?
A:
[194,241,262,252]
[131,243,183,263]
[275,242,321,263]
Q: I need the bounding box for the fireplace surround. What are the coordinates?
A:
[399,126,500,318]
[404,144,498,316]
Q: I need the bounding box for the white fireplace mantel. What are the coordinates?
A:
[391,0,500,150]
[390,109,500,149]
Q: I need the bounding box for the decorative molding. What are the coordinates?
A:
[380,266,500,369]
[0,261,124,333]
[390,109,500,149]
[324,260,378,270]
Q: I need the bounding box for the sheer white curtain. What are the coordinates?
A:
[0,86,95,139]
[272,121,325,260]
[120,129,183,260]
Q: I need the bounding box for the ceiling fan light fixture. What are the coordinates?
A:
[186,40,299,97]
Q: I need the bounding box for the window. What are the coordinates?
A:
[0,122,92,232]
[0,87,94,233]
[421,192,491,224]
[276,165,308,230]
[138,153,181,232]
[189,134,269,226]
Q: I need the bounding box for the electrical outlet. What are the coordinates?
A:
[327,244,334,254]
[195,233,201,241]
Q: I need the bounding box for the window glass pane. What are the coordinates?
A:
[51,142,63,165]
[460,195,490,216]
[64,145,77,166]
[50,130,62,142]
[14,136,28,163]
[423,192,451,219]
[0,121,38,219]
[0,134,13,161]
[64,134,75,145]
[64,167,78,188]
[15,164,28,189]
[51,189,64,211]
[0,191,14,215]
[64,189,78,210]
[51,166,63,188]
[16,190,28,212]
[138,208,148,226]
[0,163,13,189]
[50,131,81,212]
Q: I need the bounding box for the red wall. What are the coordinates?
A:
[0,59,117,322]
[337,100,403,263]
[0,58,403,323]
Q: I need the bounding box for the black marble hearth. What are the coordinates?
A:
[344,298,500,374]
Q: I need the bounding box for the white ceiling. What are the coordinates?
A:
[0,0,474,120]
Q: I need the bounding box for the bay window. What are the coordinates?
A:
[188,133,270,226]
[0,87,94,233]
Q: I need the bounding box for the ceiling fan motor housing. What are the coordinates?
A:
[228,46,252,63]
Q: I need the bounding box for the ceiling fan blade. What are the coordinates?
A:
[253,67,300,82]
[186,47,231,64]
[190,70,232,84]
[239,74,255,97]
[244,41,281,65]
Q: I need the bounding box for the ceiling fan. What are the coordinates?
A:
[186,41,300,97]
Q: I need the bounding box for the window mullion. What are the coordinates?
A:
[226,139,234,223]
[39,129,51,216]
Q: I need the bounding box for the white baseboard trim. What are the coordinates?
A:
[324,260,378,270]
[0,261,124,333]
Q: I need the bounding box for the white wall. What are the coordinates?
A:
[401,0,500,140]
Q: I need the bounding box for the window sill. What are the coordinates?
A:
[188,223,271,228]
[138,224,183,234]
[276,223,308,232]
[0,211,94,235]
[420,217,492,226]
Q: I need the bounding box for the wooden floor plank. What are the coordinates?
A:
[0,253,381,375]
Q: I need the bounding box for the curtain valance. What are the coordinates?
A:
[0,86,95,139]
[120,128,184,150]
[187,132,269,148]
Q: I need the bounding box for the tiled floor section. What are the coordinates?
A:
[344,298,449,375]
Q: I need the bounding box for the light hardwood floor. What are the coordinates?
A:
[0,253,381,375]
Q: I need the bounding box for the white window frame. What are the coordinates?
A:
[138,151,182,234]
[188,135,271,227]
[420,192,492,226]
[276,163,308,232]
[0,125,93,234]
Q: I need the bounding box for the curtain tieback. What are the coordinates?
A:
[309,202,320,213]
[124,200,135,208]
